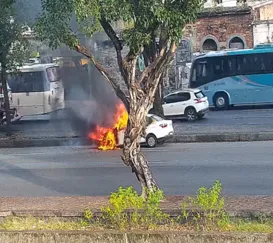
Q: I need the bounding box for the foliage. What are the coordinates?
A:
[36,0,203,52]
[0,0,31,68]
[35,0,204,193]
[100,186,168,230]
[181,180,229,231]
[2,215,273,233]
[0,216,87,231]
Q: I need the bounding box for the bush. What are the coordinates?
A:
[101,186,168,230]
[182,180,229,231]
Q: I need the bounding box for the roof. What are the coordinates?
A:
[194,44,273,59]
[165,89,201,96]
[18,63,59,72]
[251,0,273,9]
[198,6,251,18]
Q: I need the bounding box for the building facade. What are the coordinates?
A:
[252,1,273,45]
[183,6,253,52]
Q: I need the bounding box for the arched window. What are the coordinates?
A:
[202,38,218,52]
[229,36,245,49]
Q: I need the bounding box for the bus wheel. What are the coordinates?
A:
[213,93,229,110]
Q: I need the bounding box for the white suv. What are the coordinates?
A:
[161,89,209,121]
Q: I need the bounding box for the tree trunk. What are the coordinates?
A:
[152,79,164,117]
[121,93,158,198]
[122,120,158,198]
[0,60,12,136]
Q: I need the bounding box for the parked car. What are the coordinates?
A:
[151,89,209,121]
[118,114,174,148]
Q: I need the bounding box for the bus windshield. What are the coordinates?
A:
[8,71,46,93]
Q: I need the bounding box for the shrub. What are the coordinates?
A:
[182,180,229,231]
[101,186,168,230]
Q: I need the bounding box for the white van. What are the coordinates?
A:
[7,64,65,116]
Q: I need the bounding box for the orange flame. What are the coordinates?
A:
[89,103,128,150]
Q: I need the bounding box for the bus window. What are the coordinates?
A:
[8,71,46,93]
[191,59,210,87]
[211,56,236,81]
[46,67,61,82]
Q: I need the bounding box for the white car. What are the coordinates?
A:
[161,89,209,121]
[118,114,174,148]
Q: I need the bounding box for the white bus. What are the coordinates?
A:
[7,63,65,117]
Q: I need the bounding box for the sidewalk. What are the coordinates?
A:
[1,196,273,218]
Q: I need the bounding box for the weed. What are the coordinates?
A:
[100,186,168,230]
[182,180,229,231]
[0,216,87,231]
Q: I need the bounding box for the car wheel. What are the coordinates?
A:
[185,107,197,122]
[213,93,229,110]
[146,134,157,148]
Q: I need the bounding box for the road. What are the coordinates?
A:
[0,142,272,197]
[5,108,273,139]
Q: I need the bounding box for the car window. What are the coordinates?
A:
[151,114,164,121]
[146,116,153,126]
[164,93,190,104]
[195,91,205,98]
[176,92,191,102]
[164,94,178,104]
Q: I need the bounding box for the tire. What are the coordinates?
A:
[197,114,205,120]
[213,93,229,110]
[146,134,157,148]
[185,107,197,122]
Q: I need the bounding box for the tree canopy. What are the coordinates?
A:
[36,0,204,196]
[0,0,30,70]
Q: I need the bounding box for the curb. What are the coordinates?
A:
[0,137,90,148]
[171,132,273,143]
[0,132,273,148]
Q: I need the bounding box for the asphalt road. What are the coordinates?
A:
[7,108,273,138]
[0,141,272,197]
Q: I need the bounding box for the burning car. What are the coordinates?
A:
[117,114,174,148]
[89,102,174,150]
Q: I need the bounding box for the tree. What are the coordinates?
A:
[36,0,203,197]
[0,0,30,135]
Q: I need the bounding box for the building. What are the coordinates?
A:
[252,0,273,45]
[182,0,273,53]
[183,6,253,52]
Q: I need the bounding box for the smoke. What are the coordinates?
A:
[13,0,121,143]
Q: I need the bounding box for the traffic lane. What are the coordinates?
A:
[0,142,273,196]
[11,108,273,136]
[177,108,273,125]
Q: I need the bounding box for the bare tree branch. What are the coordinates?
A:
[100,17,129,87]
[148,42,176,98]
[138,45,167,84]
[74,44,130,110]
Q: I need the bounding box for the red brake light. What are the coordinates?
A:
[194,98,203,103]
[160,124,167,128]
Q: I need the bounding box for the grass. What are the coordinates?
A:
[229,220,273,233]
[1,216,273,233]
[0,217,89,231]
